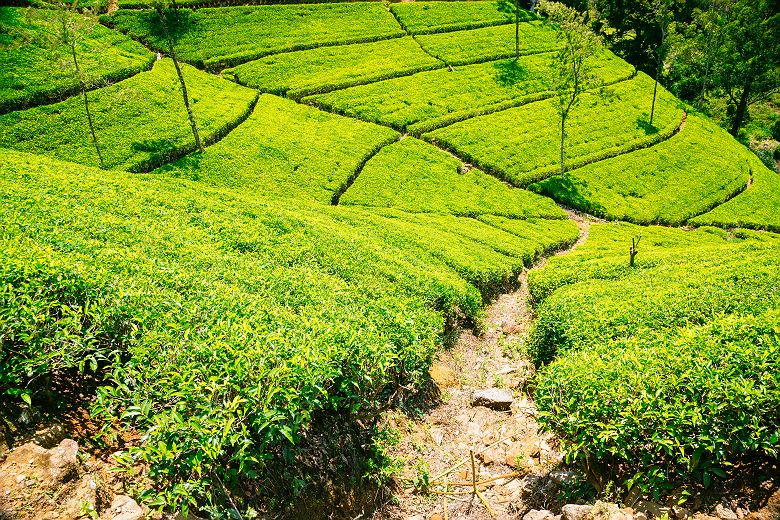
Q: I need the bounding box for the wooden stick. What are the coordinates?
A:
[475,487,497,518]
[430,437,512,482]
[443,475,449,520]
[470,450,477,494]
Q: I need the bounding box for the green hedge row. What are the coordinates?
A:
[414,22,560,66]
[0,7,154,114]
[106,3,405,71]
[690,154,780,233]
[306,49,634,135]
[535,310,780,494]
[223,37,443,99]
[425,73,685,187]
[0,59,258,171]
[157,94,400,204]
[530,114,751,226]
[389,1,520,35]
[341,137,568,219]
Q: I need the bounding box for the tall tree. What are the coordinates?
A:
[497,0,523,60]
[649,0,672,126]
[539,0,602,178]
[149,0,204,152]
[711,0,780,137]
[50,3,106,169]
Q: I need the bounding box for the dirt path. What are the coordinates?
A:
[372,212,595,520]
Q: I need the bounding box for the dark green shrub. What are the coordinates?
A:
[535,311,780,494]
[770,119,780,141]
[0,244,134,405]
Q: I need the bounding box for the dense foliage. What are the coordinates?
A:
[341,137,568,219]
[530,114,751,225]
[107,3,405,70]
[691,156,780,233]
[530,223,780,492]
[389,0,520,34]
[307,49,634,134]
[223,37,442,99]
[0,59,257,171]
[157,94,399,203]
[0,7,153,114]
[426,73,684,185]
[415,21,560,66]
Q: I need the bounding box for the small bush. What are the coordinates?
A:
[535,311,780,494]
[0,243,134,405]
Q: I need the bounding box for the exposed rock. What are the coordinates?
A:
[429,362,458,388]
[102,495,143,520]
[715,504,739,520]
[562,504,593,520]
[470,388,514,411]
[3,438,78,490]
[477,447,502,465]
[635,499,672,519]
[524,509,555,520]
[65,475,112,519]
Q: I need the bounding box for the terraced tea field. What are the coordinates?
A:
[0,1,778,518]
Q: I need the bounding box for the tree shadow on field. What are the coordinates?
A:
[494,59,530,87]
[532,174,607,218]
[152,148,203,181]
[635,115,659,135]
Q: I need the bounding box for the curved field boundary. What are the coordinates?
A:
[331,134,401,205]
[424,111,688,189]
[0,55,156,115]
[128,90,260,173]
[407,69,637,135]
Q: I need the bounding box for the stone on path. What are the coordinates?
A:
[523,509,555,520]
[562,504,593,520]
[470,388,514,411]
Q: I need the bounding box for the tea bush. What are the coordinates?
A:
[223,37,442,99]
[690,155,780,233]
[535,310,780,493]
[107,3,405,70]
[414,22,560,66]
[341,137,568,219]
[0,7,154,113]
[0,59,257,171]
[306,50,634,134]
[426,73,684,186]
[156,94,399,204]
[389,1,520,34]
[0,241,135,406]
[527,223,780,364]
[530,115,750,225]
[0,147,576,509]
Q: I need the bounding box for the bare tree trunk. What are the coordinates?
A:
[730,79,751,137]
[699,31,715,109]
[515,0,520,60]
[650,62,660,126]
[560,113,567,179]
[70,44,105,169]
[156,6,204,153]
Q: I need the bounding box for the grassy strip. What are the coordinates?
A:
[527,222,780,492]
[106,3,405,71]
[116,0,383,7]
[689,155,780,233]
[530,114,751,226]
[0,148,580,507]
[389,1,522,35]
[0,7,154,114]
[424,73,685,186]
[305,49,634,134]
[0,59,258,171]
[414,21,560,66]
[340,137,567,219]
[156,94,400,204]
[223,37,442,99]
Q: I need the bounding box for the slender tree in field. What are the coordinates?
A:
[539,0,602,179]
[149,0,204,152]
[649,0,672,126]
[50,3,106,169]
[497,0,523,61]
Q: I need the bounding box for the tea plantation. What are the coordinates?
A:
[1,0,778,516]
